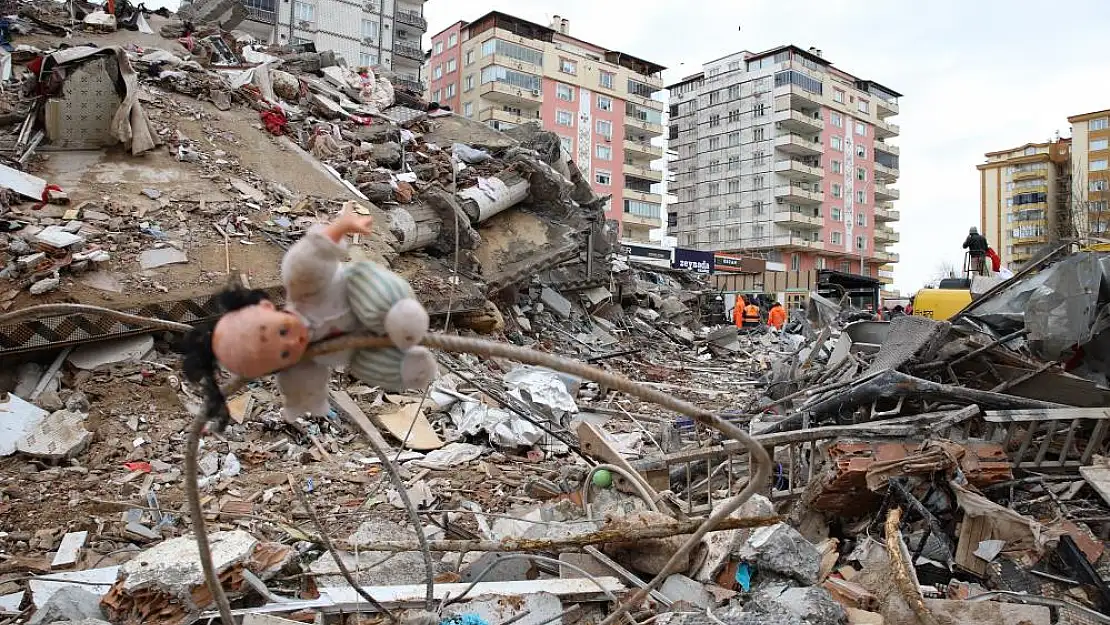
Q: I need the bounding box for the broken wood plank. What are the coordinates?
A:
[984,408,1110,423]
[955,515,991,578]
[1080,464,1110,507]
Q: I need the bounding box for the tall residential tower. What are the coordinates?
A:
[427,12,667,242]
[667,46,901,285]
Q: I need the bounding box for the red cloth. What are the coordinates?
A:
[261,108,287,135]
[986,248,1001,272]
[33,184,63,210]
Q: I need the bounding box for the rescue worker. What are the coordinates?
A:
[733,293,746,329]
[768,302,787,330]
[742,301,761,330]
[962,227,990,276]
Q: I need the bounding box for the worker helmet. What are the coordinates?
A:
[969,227,978,234]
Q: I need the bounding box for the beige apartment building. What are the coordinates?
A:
[1069,109,1110,237]
[427,12,667,242]
[978,140,1071,269]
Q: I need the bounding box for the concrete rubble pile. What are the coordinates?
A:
[0,5,1109,625]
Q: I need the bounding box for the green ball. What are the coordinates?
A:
[592,469,613,488]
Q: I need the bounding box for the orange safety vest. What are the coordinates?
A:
[733,296,746,326]
[769,306,786,329]
[743,304,761,323]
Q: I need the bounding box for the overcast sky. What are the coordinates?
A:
[425,0,1110,293]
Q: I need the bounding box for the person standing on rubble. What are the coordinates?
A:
[733,293,746,329]
[768,302,787,330]
[742,300,761,330]
[962,227,990,276]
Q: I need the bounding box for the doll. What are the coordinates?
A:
[183,202,438,426]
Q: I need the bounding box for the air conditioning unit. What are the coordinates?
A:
[297,20,311,28]
[775,198,784,204]
[362,37,375,46]
[364,2,377,11]
[531,89,541,97]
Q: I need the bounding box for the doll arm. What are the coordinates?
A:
[276,359,332,418]
[282,203,374,303]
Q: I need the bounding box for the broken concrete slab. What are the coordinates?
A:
[0,394,49,457]
[737,523,822,585]
[16,410,92,460]
[660,573,715,609]
[139,247,188,270]
[35,225,85,249]
[68,335,154,370]
[0,591,23,614]
[26,586,106,625]
[424,114,519,151]
[28,567,119,609]
[541,287,574,319]
[51,531,89,569]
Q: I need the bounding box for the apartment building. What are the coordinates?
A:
[427,12,667,242]
[978,140,1071,269]
[667,46,901,285]
[237,0,428,92]
[1069,109,1110,238]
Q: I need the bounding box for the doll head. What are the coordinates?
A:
[211,300,309,378]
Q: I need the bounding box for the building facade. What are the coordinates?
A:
[978,141,1071,269]
[427,12,667,242]
[666,46,901,286]
[238,0,427,91]
[1069,109,1110,238]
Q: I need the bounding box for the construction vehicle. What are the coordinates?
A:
[911,252,981,321]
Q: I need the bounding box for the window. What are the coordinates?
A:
[599,71,615,89]
[728,110,740,124]
[445,84,456,98]
[857,190,866,203]
[729,203,742,217]
[293,0,315,21]
[465,50,473,65]
[832,183,842,198]
[1093,159,1109,172]
[597,95,612,111]
[773,70,823,94]
[448,33,458,48]
[728,85,740,99]
[856,236,865,250]
[596,145,611,160]
[481,39,544,66]
[709,91,721,105]
[753,225,765,239]
[708,182,720,195]
[597,119,613,138]
[753,150,766,165]
[709,159,721,173]
[753,200,765,215]
[446,59,457,74]
[856,144,866,159]
[857,212,866,226]
[556,83,574,101]
[432,89,440,101]
[726,227,739,241]
[857,167,867,181]
[831,207,841,221]
[433,65,443,80]
[1092,180,1108,192]
[728,155,739,170]
[560,58,577,75]
[833,89,844,103]
[754,127,765,141]
[753,175,765,189]
[1092,138,1109,151]
[830,112,843,128]
[559,136,572,154]
[728,132,740,146]
[708,137,720,150]
[791,255,800,271]
[831,160,842,174]
[709,230,720,243]
[463,102,473,118]
[464,75,474,91]
[855,121,866,136]
[708,206,720,221]
[595,170,612,186]
[1092,117,1109,131]
[831,136,842,151]
[858,99,870,113]
[831,231,843,245]
[753,103,767,117]
[359,52,378,67]
[709,114,721,127]
[556,110,573,126]
[361,19,379,41]
[433,41,443,55]
[840,261,852,272]
[728,180,740,193]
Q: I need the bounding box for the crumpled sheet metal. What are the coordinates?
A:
[503,366,579,415]
[449,400,544,448]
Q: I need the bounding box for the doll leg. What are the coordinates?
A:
[349,346,437,391]
[276,360,332,419]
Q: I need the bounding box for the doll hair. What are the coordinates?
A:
[180,287,271,431]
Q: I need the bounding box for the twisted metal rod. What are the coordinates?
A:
[6,303,771,622]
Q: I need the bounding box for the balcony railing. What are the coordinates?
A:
[393,41,424,61]
[244,5,276,23]
[395,10,427,30]
[774,159,823,180]
[393,78,425,93]
[624,139,663,158]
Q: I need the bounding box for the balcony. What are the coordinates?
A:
[624,188,663,204]
[774,133,824,157]
[393,77,425,93]
[773,108,824,133]
[876,97,899,118]
[395,9,427,30]
[480,82,543,105]
[624,115,664,136]
[873,119,900,139]
[1012,170,1046,182]
[774,159,823,181]
[774,84,823,109]
[874,205,900,222]
[393,40,424,61]
[878,268,896,280]
[874,141,900,157]
[624,139,663,159]
[479,108,541,127]
[244,6,276,23]
[874,227,900,243]
[624,162,663,182]
[873,162,899,182]
[774,210,823,229]
[873,251,900,263]
[623,212,662,228]
[874,184,900,201]
[775,184,824,205]
[477,53,543,74]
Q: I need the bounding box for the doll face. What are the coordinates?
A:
[211,301,309,378]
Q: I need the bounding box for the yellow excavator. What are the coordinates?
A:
[911,252,981,320]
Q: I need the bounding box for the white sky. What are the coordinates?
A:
[136,0,1110,293]
[425,0,1110,293]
